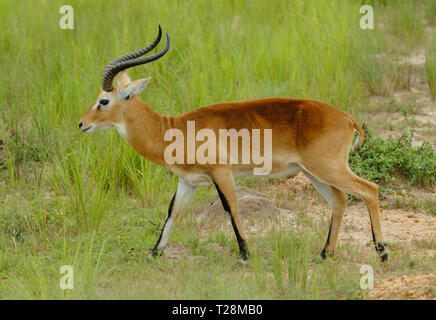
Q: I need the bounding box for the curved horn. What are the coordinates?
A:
[102,26,170,92]
[107,25,162,67]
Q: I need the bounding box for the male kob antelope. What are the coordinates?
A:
[79,26,388,263]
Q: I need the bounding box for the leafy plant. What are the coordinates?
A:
[349,127,436,187]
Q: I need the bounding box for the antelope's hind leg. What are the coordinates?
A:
[304,171,347,260]
[331,169,388,262]
[303,164,388,262]
[150,178,197,257]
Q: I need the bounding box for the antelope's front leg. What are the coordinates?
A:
[150,178,197,257]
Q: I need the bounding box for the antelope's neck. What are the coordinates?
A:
[119,100,171,167]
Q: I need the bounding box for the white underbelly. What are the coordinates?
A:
[180,172,213,186]
[172,163,302,187]
[233,163,302,179]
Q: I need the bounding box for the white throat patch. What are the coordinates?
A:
[115,123,128,140]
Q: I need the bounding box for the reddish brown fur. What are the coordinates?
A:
[79,72,387,262]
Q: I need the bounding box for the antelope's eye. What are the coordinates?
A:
[100,99,109,105]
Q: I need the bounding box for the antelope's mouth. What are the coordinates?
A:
[81,125,93,132]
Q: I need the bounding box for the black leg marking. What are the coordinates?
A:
[151,192,176,256]
[320,222,334,260]
[214,182,249,261]
[370,219,388,262]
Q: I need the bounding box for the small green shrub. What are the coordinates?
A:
[349,128,436,187]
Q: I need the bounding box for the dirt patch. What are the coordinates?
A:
[413,110,436,126]
[340,203,436,247]
[367,274,436,300]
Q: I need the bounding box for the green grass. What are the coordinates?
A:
[425,0,436,25]
[388,0,425,47]
[0,0,435,299]
[425,50,436,100]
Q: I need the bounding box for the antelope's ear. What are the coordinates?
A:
[118,77,151,100]
[117,70,131,86]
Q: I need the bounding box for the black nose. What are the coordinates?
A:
[79,122,83,129]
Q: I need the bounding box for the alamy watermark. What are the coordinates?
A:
[60,265,74,290]
[360,5,374,30]
[164,121,272,175]
[59,5,74,30]
[359,264,374,290]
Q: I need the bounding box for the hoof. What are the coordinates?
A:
[240,249,250,262]
[380,252,388,263]
[374,242,388,263]
[320,249,334,260]
[147,248,163,260]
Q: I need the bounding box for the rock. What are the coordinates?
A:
[198,187,286,219]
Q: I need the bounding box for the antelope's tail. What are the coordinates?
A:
[351,120,365,152]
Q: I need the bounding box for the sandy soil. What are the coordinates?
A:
[367,274,436,300]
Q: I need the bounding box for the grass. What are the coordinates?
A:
[425,0,436,25]
[0,0,435,299]
[388,0,425,47]
[425,50,436,100]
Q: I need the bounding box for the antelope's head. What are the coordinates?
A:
[79,25,170,133]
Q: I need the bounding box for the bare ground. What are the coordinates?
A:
[367,274,436,300]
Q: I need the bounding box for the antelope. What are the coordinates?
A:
[79,26,388,263]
